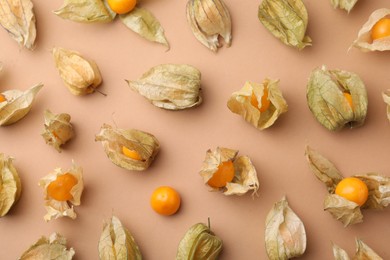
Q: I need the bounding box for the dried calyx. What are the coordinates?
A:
[41,110,74,152]
[332,238,383,260]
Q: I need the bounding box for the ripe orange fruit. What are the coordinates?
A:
[207,161,235,188]
[47,173,78,201]
[122,146,142,161]
[335,177,368,206]
[250,88,271,112]
[0,94,6,102]
[150,186,181,216]
[343,92,354,110]
[371,18,390,41]
[107,0,137,14]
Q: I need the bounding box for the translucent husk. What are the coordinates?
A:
[0,0,37,50]
[186,0,232,52]
[95,124,160,171]
[54,0,115,23]
[99,216,142,260]
[41,110,74,152]
[265,196,306,260]
[52,47,102,96]
[227,79,288,130]
[305,146,390,227]
[199,147,259,196]
[38,162,84,222]
[258,0,311,50]
[332,239,383,260]
[19,233,75,260]
[382,90,390,122]
[127,64,202,110]
[0,84,43,126]
[0,153,21,217]
[120,7,169,49]
[307,66,368,131]
[330,0,358,13]
[176,222,223,260]
[351,8,390,52]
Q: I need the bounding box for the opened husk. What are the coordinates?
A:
[0,0,37,50]
[199,147,259,196]
[307,66,368,131]
[382,90,390,122]
[127,64,202,110]
[186,0,232,52]
[38,162,84,221]
[0,84,43,126]
[176,222,222,260]
[120,7,169,48]
[52,47,102,95]
[41,110,74,152]
[354,239,383,260]
[330,0,358,13]
[265,196,306,260]
[19,233,75,260]
[352,8,390,52]
[54,0,114,23]
[258,0,311,50]
[0,153,21,217]
[227,79,288,130]
[332,243,350,260]
[99,216,142,260]
[305,146,390,226]
[95,124,160,171]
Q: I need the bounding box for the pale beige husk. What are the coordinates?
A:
[0,153,21,217]
[305,146,390,226]
[332,239,383,260]
[330,0,358,13]
[0,0,37,50]
[54,0,115,23]
[186,0,232,52]
[41,110,74,152]
[382,90,390,122]
[258,0,311,50]
[120,7,169,49]
[127,64,202,110]
[19,233,75,260]
[38,162,84,221]
[332,242,350,260]
[0,84,43,126]
[307,66,368,131]
[265,196,306,260]
[95,124,160,171]
[227,79,288,130]
[52,47,102,95]
[352,8,390,52]
[99,216,142,260]
[176,222,223,260]
[199,147,259,196]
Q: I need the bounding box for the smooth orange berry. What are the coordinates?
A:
[122,146,143,161]
[0,94,6,103]
[335,177,368,206]
[207,161,235,188]
[371,18,390,41]
[107,0,137,14]
[343,92,354,110]
[250,88,271,112]
[47,173,78,201]
[150,186,181,216]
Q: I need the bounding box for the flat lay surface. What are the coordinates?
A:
[0,0,389,259]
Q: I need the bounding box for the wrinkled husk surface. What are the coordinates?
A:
[54,0,114,23]
[41,110,74,152]
[307,66,367,131]
[382,90,390,122]
[332,239,383,260]
[127,64,202,110]
[95,124,160,171]
[227,79,288,130]
[38,162,84,221]
[0,153,21,217]
[330,0,358,13]
[332,242,350,260]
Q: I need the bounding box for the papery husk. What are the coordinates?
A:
[382,90,390,122]
[99,216,142,260]
[41,110,74,152]
[355,173,390,210]
[127,64,202,110]
[199,147,259,196]
[258,0,311,50]
[332,243,350,260]
[38,162,84,221]
[54,0,114,23]
[52,47,102,95]
[176,222,223,260]
[95,124,160,171]
[227,79,288,130]
[330,0,358,13]
[19,233,75,260]
[120,7,169,49]
[324,194,363,227]
[354,239,383,260]
[186,0,232,52]
[265,196,306,260]
[0,0,36,50]
[0,153,21,217]
[0,84,43,126]
[307,66,368,131]
[352,8,390,52]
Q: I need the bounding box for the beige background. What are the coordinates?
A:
[1,0,390,259]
